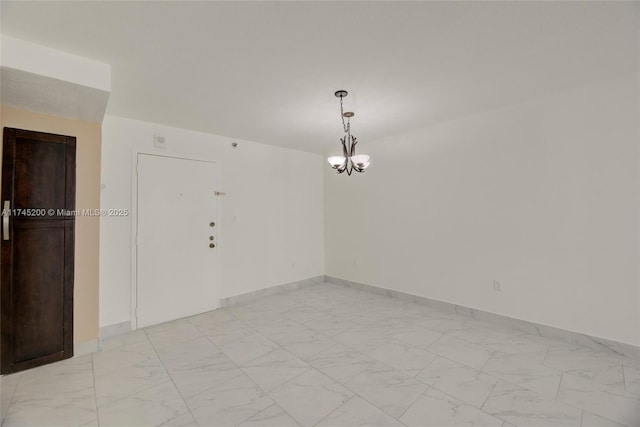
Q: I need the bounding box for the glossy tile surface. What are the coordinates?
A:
[2,282,638,426]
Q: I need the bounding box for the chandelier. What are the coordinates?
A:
[327,90,370,175]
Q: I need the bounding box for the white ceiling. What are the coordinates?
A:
[1,1,637,154]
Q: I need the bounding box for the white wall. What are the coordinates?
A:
[325,73,640,346]
[100,116,324,329]
[1,35,111,91]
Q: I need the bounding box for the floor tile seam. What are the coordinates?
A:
[142,321,202,341]
[223,308,271,328]
[555,372,564,401]
[441,331,500,357]
[581,409,630,427]
[308,393,358,427]
[365,350,438,381]
[280,338,339,362]
[478,374,561,407]
[304,341,347,362]
[478,369,564,404]
[224,338,284,367]
[205,364,280,426]
[479,377,500,411]
[207,319,262,345]
[412,353,441,381]
[556,391,632,427]
[260,401,302,427]
[387,295,577,359]
[190,321,253,340]
[336,383,411,426]
[418,347,487,376]
[358,339,392,361]
[503,347,556,368]
[170,332,252,398]
[621,364,630,395]
[300,319,352,338]
[477,351,497,373]
[95,334,154,358]
[210,321,277,353]
[309,393,409,427]
[236,356,312,393]
[562,370,640,400]
[252,341,311,364]
[2,374,21,425]
[275,328,338,351]
[429,384,509,425]
[90,354,100,427]
[420,367,502,408]
[279,299,323,315]
[153,334,223,358]
[96,378,174,410]
[176,369,246,405]
[483,372,624,426]
[392,383,433,422]
[147,339,204,426]
[263,365,319,397]
[311,361,373,387]
[253,322,315,345]
[494,352,569,382]
[93,356,166,380]
[201,333,234,354]
[146,335,208,352]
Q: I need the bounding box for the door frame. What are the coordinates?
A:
[129,151,221,331]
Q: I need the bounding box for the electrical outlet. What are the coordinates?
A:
[493,280,502,292]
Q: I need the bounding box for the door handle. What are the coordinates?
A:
[3,200,10,241]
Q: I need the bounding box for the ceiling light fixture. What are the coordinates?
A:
[327,90,370,175]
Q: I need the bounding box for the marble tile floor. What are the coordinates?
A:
[1,282,639,427]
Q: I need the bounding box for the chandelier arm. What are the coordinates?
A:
[341,136,349,158]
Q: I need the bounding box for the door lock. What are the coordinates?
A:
[209,243,215,248]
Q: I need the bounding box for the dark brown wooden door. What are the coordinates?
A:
[1,128,76,374]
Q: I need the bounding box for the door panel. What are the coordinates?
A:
[13,222,66,362]
[14,139,67,211]
[136,154,218,328]
[1,128,75,374]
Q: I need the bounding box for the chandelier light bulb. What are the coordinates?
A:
[350,154,370,168]
[327,156,346,168]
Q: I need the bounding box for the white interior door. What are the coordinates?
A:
[136,154,219,328]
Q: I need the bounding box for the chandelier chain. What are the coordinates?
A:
[340,95,350,134]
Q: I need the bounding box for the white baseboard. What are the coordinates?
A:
[325,275,640,360]
[74,339,98,357]
[220,276,325,307]
[98,321,132,348]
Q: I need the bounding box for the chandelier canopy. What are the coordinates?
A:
[327,90,370,175]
